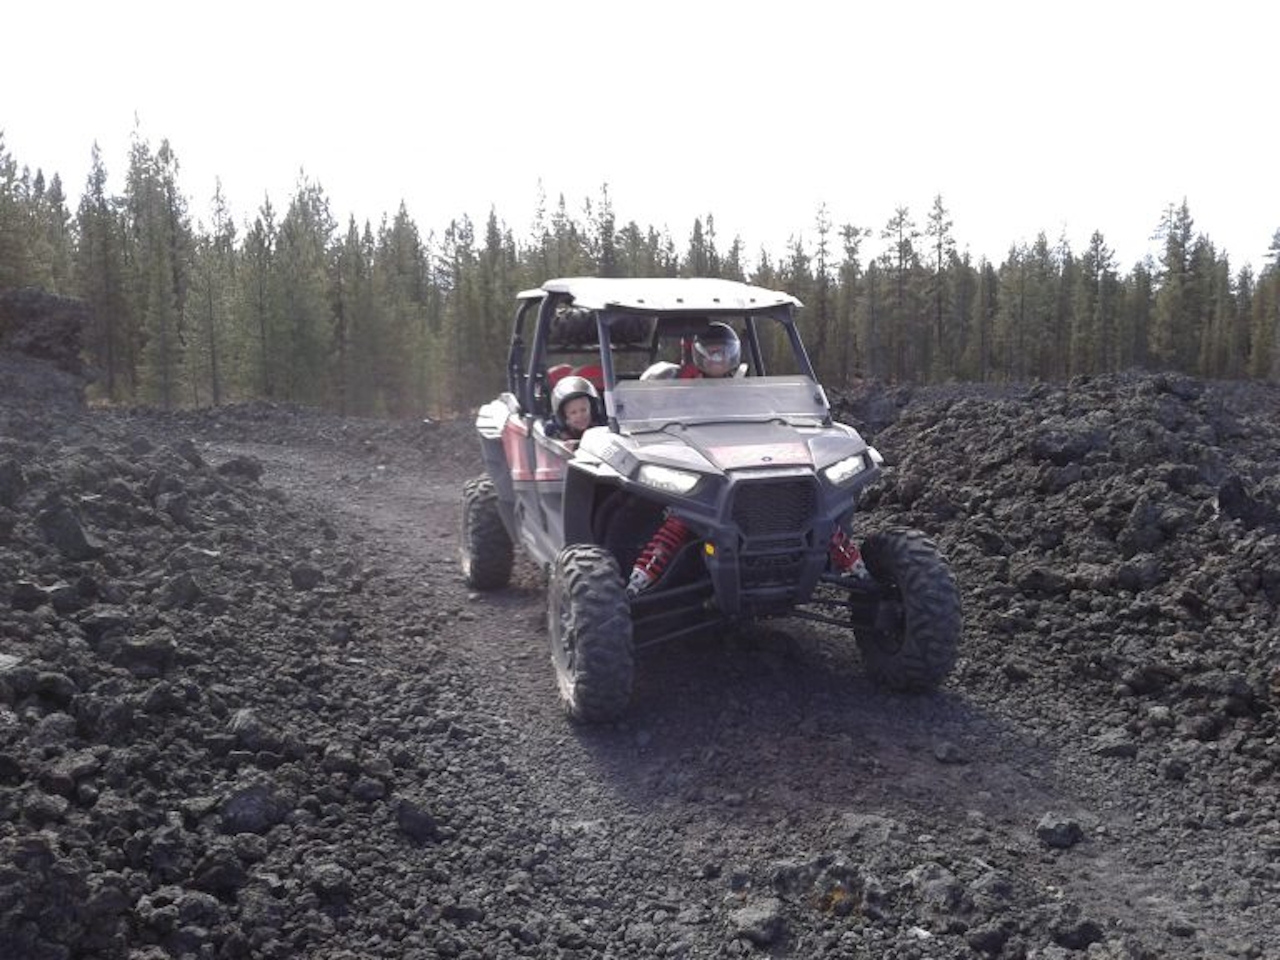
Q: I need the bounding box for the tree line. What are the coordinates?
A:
[2,130,1277,418]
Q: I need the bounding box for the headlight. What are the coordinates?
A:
[823,453,868,486]
[637,463,701,495]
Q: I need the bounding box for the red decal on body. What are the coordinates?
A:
[502,419,533,481]
[534,445,566,482]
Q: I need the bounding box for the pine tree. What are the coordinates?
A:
[479,208,518,401]
[806,205,835,382]
[125,136,193,409]
[419,227,446,411]
[946,251,977,382]
[374,204,429,416]
[276,175,336,405]
[780,234,814,308]
[74,145,133,399]
[1188,237,1218,375]
[721,235,746,282]
[590,184,618,277]
[1051,236,1076,380]
[439,215,480,410]
[1071,231,1119,374]
[857,260,887,381]
[749,246,791,371]
[0,132,23,287]
[683,217,710,277]
[332,217,373,415]
[835,223,869,386]
[1248,230,1280,378]
[614,221,647,277]
[1198,253,1235,377]
[548,194,587,276]
[524,180,551,286]
[188,180,237,406]
[241,199,280,398]
[880,207,920,380]
[1229,264,1254,379]
[704,214,722,278]
[959,259,998,381]
[21,170,74,293]
[1024,233,1061,379]
[1152,200,1195,370]
[1118,260,1155,371]
[993,245,1024,380]
[924,195,956,378]
[751,249,777,289]
[657,228,679,277]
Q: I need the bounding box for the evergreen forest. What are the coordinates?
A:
[2,131,1278,418]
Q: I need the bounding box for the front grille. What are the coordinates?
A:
[741,551,806,588]
[731,479,819,539]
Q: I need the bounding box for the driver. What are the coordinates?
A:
[641,322,743,380]
[689,321,742,377]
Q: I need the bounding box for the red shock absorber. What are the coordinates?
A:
[627,514,692,597]
[829,527,866,575]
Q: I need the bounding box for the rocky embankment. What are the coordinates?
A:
[1,290,1278,959]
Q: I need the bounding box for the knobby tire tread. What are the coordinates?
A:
[550,545,634,723]
[461,476,514,590]
[856,529,961,691]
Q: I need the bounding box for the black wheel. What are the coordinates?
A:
[460,476,514,590]
[548,544,634,723]
[855,529,961,691]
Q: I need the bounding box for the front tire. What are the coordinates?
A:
[855,529,961,691]
[460,476,514,590]
[548,544,634,722]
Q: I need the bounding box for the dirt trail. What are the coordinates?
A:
[3,371,1276,959]
[203,425,1271,959]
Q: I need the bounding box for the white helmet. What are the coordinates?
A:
[692,322,741,377]
[551,375,598,420]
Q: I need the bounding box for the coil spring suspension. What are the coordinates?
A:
[829,528,866,574]
[627,514,692,597]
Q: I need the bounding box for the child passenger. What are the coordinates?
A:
[547,375,600,449]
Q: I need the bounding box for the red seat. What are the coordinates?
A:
[575,364,604,390]
[547,363,573,386]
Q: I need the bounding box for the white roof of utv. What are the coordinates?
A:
[516,277,802,312]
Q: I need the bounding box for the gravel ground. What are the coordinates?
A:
[1,328,1278,959]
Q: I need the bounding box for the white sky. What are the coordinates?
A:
[4,0,1277,273]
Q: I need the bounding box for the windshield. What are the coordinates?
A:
[604,310,810,380]
[610,376,829,432]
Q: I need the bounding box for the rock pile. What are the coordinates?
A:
[2,298,1278,957]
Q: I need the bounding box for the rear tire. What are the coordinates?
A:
[855,529,960,691]
[548,544,634,722]
[460,476,514,590]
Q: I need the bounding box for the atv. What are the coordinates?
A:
[462,277,961,722]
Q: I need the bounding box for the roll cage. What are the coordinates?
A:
[505,277,818,428]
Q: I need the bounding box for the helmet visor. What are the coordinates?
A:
[693,338,740,377]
